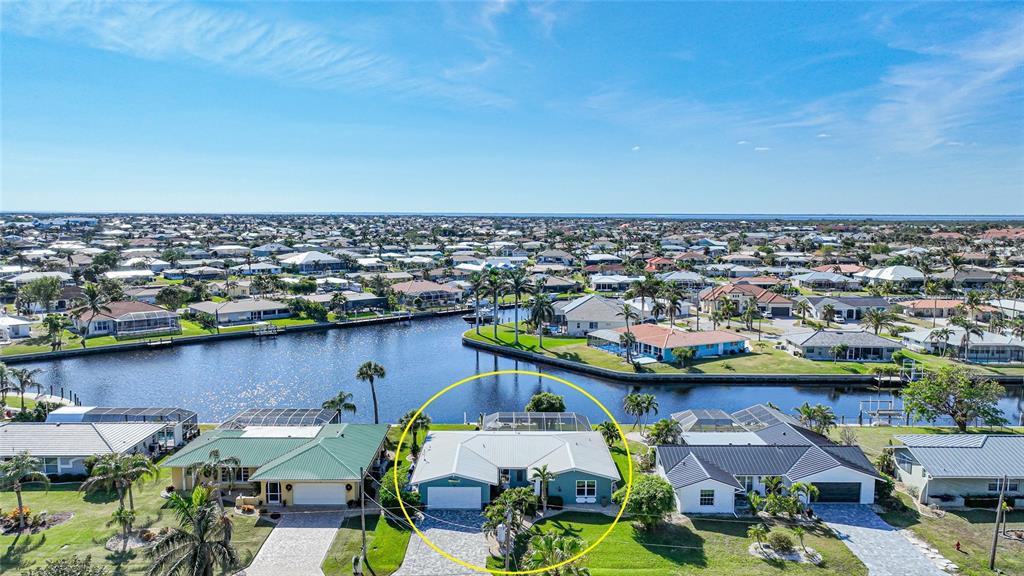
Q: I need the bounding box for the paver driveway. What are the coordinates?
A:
[243,511,346,576]
[393,510,489,576]
[815,505,947,576]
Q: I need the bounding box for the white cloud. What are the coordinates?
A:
[736,140,750,145]
[631,145,640,151]
[3,1,513,108]
[816,133,832,138]
[754,147,772,152]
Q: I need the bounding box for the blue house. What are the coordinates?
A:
[409,431,620,509]
[588,324,749,363]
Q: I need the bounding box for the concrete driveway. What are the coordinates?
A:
[393,511,489,576]
[815,505,948,576]
[243,511,346,576]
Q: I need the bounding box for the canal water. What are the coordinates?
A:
[16,313,1024,425]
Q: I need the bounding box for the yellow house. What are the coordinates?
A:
[163,423,389,507]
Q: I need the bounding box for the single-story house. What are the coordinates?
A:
[789,271,861,291]
[231,262,283,276]
[410,430,619,509]
[537,249,575,266]
[280,250,345,274]
[104,269,157,283]
[554,294,628,336]
[700,283,793,317]
[391,280,463,306]
[784,330,902,362]
[72,301,182,338]
[183,266,225,281]
[902,327,1024,363]
[0,422,168,477]
[932,267,1005,292]
[162,423,389,507]
[188,299,292,325]
[252,243,295,258]
[854,266,925,289]
[657,270,710,292]
[530,274,580,294]
[794,296,890,321]
[0,314,34,339]
[897,299,964,319]
[892,434,1024,507]
[46,406,199,446]
[589,325,748,362]
[590,274,641,292]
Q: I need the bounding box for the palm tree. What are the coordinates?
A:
[658,284,685,328]
[741,301,758,331]
[42,314,69,350]
[617,303,640,334]
[762,475,784,496]
[863,308,895,335]
[596,420,619,446]
[186,450,241,502]
[397,409,432,456]
[924,279,944,327]
[794,299,811,325]
[322,390,357,419]
[485,269,506,339]
[821,303,836,327]
[646,418,682,445]
[0,451,50,530]
[790,481,820,508]
[747,523,769,554]
[950,316,983,361]
[523,530,589,576]
[791,525,808,553]
[356,361,386,424]
[146,487,238,576]
[623,393,644,431]
[0,361,11,403]
[529,293,556,349]
[469,272,487,335]
[928,327,954,356]
[80,452,157,525]
[109,505,137,552]
[718,298,737,328]
[619,331,637,363]
[10,367,43,411]
[830,343,848,363]
[79,283,111,336]
[505,268,530,345]
[531,464,557,514]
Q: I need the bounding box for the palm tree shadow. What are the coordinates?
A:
[83,489,120,504]
[2,532,47,569]
[105,548,138,573]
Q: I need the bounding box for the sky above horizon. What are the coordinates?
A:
[2,1,1023,215]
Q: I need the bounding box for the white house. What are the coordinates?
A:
[892,435,1024,508]
[0,314,34,339]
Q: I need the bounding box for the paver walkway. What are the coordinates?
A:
[243,511,346,576]
[393,510,489,576]
[815,504,948,576]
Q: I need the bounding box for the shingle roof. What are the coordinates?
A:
[784,330,902,349]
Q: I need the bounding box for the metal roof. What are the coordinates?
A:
[894,435,1024,478]
[0,422,167,457]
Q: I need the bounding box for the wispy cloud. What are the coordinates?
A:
[816,133,832,138]
[754,147,771,152]
[3,1,513,107]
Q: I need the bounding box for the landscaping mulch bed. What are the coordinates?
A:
[105,529,155,552]
[748,542,823,565]
[1,511,74,536]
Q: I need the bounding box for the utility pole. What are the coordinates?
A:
[360,467,367,566]
[989,474,1007,571]
[503,505,513,571]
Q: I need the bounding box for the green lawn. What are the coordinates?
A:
[881,492,1024,576]
[513,512,866,576]
[0,469,273,574]
[827,425,1024,460]
[322,514,410,576]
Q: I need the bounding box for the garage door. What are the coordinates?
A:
[814,482,861,503]
[292,483,347,506]
[771,307,789,317]
[427,486,481,509]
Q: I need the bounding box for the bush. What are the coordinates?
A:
[141,530,157,542]
[21,556,109,576]
[546,495,564,510]
[767,531,795,554]
[963,495,1000,508]
[637,447,656,472]
[612,474,675,531]
[240,505,256,514]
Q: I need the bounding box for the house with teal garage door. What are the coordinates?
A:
[409,431,620,509]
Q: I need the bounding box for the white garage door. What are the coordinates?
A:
[292,483,347,506]
[427,486,481,509]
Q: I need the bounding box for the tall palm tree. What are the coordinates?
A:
[186,450,241,501]
[529,293,556,349]
[0,451,50,530]
[397,409,432,456]
[530,464,557,514]
[79,283,111,336]
[718,298,737,329]
[619,331,637,364]
[924,279,944,327]
[505,268,530,345]
[322,390,357,419]
[950,317,983,361]
[821,303,836,327]
[80,452,157,524]
[0,361,11,403]
[146,487,238,576]
[617,303,640,334]
[658,285,684,328]
[794,299,811,324]
[863,308,895,335]
[596,420,619,446]
[638,393,659,432]
[523,530,589,576]
[356,361,386,424]
[10,367,43,411]
[928,327,954,356]
[485,269,506,339]
[623,393,644,431]
[469,272,487,335]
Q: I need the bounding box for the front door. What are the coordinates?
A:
[267,482,281,504]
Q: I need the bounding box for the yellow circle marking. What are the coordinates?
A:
[393,369,633,575]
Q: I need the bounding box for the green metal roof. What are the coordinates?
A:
[163,424,389,482]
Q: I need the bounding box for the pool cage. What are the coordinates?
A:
[113,310,181,336]
[81,407,199,441]
[481,411,592,432]
[218,407,341,429]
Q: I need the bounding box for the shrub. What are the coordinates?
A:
[7,507,29,522]
[964,495,1000,508]
[21,556,108,576]
[637,447,656,472]
[546,495,564,510]
[240,505,256,514]
[141,530,157,542]
[767,531,795,554]
[612,474,675,531]
[165,485,175,493]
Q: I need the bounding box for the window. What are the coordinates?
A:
[589,322,598,329]
[737,476,755,493]
[989,479,1020,492]
[699,489,715,506]
[42,458,59,475]
[576,480,597,497]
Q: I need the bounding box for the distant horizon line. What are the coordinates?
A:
[2,210,1023,222]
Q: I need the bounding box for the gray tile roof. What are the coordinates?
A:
[895,435,1024,478]
[785,330,902,349]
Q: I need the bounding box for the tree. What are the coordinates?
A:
[397,409,432,456]
[671,347,695,367]
[658,284,685,328]
[79,283,111,335]
[194,312,218,334]
[531,464,557,515]
[322,389,357,418]
[596,421,619,446]
[747,523,769,553]
[356,361,386,424]
[829,343,849,363]
[863,308,895,335]
[328,292,349,316]
[623,393,644,431]
[483,487,536,554]
[469,272,487,335]
[646,418,682,445]
[146,487,238,576]
[21,556,109,576]
[789,482,819,507]
[529,293,556,349]
[10,367,44,412]
[903,366,1006,432]
[0,451,50,530]
[80,452,157,526]
[794,300,811,323]
[794,402,837,435]
[109,505,137,552]
[637,393,659,432]
[156,285,189,311]
[485,269,506,339]
[618,331,637,364]
[950,316,983,360]
[523,530,590,576]
[42,314,69,350]
[927,327,953,357]
[21,276,62,313]
[616,303,640,335]
[525,392,566,413]
[186,450,241,501]
[612,474,674,530]
[790,525,808,553]
[821,303,836,327]
[506,268,530,345]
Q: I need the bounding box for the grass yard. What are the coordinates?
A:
[321,514,411,576]
[882,492,1024,576]
[513,512,866,576]
[0,469,273,574]
[827,425,1024,460]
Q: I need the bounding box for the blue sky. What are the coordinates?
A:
[2,1,1022,214]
